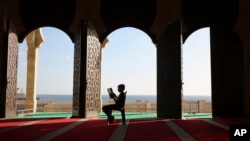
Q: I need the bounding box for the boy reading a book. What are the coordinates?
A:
[102,84,126,124]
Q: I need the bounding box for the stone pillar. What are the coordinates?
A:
[0,4,8,118]
[85,22,101,118]
[99,38,109,113]
[157,21,182,119]
[210,28,244,118]
[233,0,250,119]
[25,29,44,113]
[72,22,87,117]
[0,18,19,117]
[72,21,102,118]
[243,38,250,118]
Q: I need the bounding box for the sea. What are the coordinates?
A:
[36,94,211,102]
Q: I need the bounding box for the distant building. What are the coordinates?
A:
[16,94,211,115]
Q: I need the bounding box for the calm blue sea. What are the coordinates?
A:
[37,94,211,102]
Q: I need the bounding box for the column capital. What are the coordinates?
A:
[101,37,109,49]
[26,28,45,48]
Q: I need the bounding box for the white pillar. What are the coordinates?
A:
[99,38,109,112]
[25,28,44,113]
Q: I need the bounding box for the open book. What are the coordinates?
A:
[107,88,114,98]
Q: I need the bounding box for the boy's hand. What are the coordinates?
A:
[110,93,115,98]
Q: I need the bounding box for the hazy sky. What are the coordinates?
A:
[17,27,210,96]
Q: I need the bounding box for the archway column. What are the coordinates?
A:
[72,22,87,117]
[25,28,44,113]
[0,20,19,117]
[157,21,182,119]
[243,38,250,118]
[72,21,101,118]
[0,1,8,118]
[210,27,244,118]
[234,0,250,118]
[0,8,8,117]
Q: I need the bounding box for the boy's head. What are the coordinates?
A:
[118,84,125,92]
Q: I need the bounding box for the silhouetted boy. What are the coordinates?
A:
[102,84,126,124]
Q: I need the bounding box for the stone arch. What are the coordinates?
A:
[182,27,212,114]
[104,26,156,46]
[18,0,76,42]
[181,0,239,41]
[101,27,156,93]
[17,27,74,114]
[99,0,157,42]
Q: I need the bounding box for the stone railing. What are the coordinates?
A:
[17,99,212,114]
[102,99,157,113]
[182,100,212,113]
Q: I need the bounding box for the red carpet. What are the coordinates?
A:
[0,118,39,130]
[51,118,120,141]
[173,119,229,141]
[212,118,250,126]
[1,117,245,141]
[0,118,80,141]
[124,119,181,141]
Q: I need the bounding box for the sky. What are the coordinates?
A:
[17,27,211,96]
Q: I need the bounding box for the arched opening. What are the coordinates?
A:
[182,27,212,118]
[17,27,74,117]
[100,27,157,119]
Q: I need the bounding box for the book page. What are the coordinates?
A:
[107,88,113,98]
